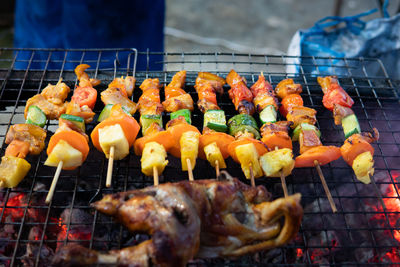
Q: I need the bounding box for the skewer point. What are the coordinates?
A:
[215,160,220,180]
[187,158,194,181]
[280,170,289,198]
[153,165,159,186]
[106,146,115,188]
[314,160,337,213]
[46,160,63,204]
[249,164,255,187]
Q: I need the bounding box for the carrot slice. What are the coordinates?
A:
[199,132,235,160]
[295,145,341,168]
[5,140,30,158]
[134,131,175,156]
[228,137,268,163]
[91,106,140,152]
[261,132,292,150]
[340,134,374,166]
[47,130,89,162]
[166,123,200,158]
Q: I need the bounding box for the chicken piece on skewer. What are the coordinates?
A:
[166,117,201,174]
[247,74,295,195]
[101,87,137,115]
[5,123,47,156]
[101,74,138,115]
[65,101,96,123]
[194,72,225,113]
[52,176,303,267]
[226,69,255,115]
[25,79,70,120]
[74,64,101,87]
[226,74,268,180]
[318,76,377,185]
[341,128,379,184]
[0,123,47,188]
[162,70,194,112]
[250,73,278,114]
[41,79,71,105]
[108,76,136,97]
[194,72,233,175]
[45,116,89,170]
[138,78,164,115]
[134,78,171,182]
[260,121,293,151]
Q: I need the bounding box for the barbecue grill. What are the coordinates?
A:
[0,48,399,266]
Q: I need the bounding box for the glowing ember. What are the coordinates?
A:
[0,193,25,221]
[296,248,303,258]
[369,176,400,243]
[56,216,92,251]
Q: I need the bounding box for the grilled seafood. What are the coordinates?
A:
[53,175,303,267]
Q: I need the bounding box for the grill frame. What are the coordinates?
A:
[0,48,399,266]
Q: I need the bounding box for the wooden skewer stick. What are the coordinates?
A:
[187,158,194,181]
[249,164,255,187]
[274,147,289,197]
[46,161,63,204]
[280,170,289,198]
[314,160,337,213]
[215,160,220,179]
[153,165,159,186]
[106,146,115,188]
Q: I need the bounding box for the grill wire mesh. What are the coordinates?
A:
[0,48,399,266]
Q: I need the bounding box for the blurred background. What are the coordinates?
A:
[1,0,399,54]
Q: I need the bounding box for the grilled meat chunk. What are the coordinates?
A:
[25,94,67,120]
[65,101,95,123]
[108,76,136,97]
[195,72,225,113]
[226,70,255,115]
[286,106,317,129]
[138,78,164,115]
[275,78,302,99]
[53,176,303,267]
[5,124,46,155]
[101,87,137,115]
[163,71,194,112]
[250,74,278,112]
[41,79,71,105]
[333,104,354,125]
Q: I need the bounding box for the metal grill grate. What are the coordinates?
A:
[0,48,399,266]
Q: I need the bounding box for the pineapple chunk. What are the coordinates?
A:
[259,148,294,177]
[204,142,226,169]
[235,143,263,179]
[141,142,168,176]
[352,151,374,184]
[180,131,200,171]
[0,156,31,188]
[98,124,130,160]
[44,139,83,168]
